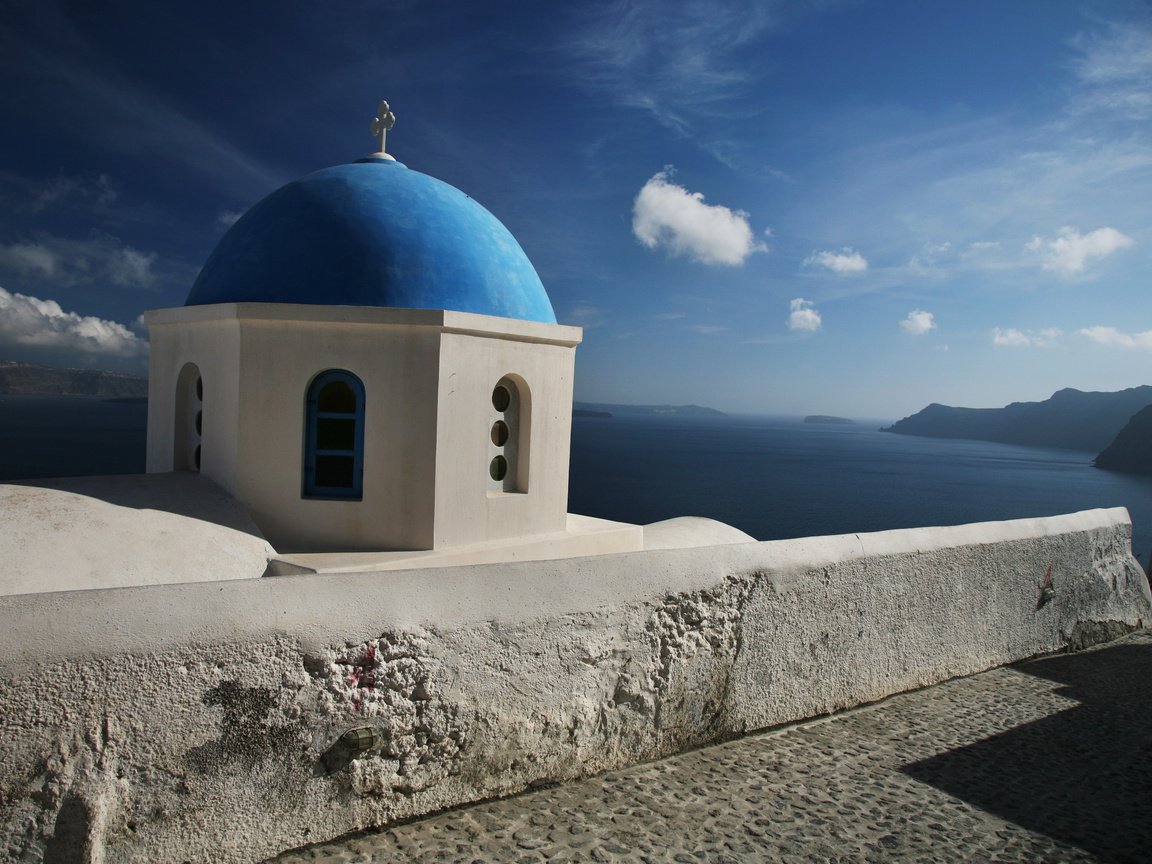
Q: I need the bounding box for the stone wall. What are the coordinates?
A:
[1,508,1148,863]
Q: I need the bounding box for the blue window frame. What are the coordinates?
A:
[303,370,365,499]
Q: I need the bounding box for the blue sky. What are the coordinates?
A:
[1,0,1150,419]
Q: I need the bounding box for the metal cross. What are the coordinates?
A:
[370,100,396,154]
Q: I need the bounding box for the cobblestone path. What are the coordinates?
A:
[271,631,1152,863]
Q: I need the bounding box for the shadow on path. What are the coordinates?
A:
[903,640,1152,864]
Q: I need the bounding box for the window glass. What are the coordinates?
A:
[489,455,508,482]
[304,370,365,499]
[317,418,356,451]
[316,455,355,488]
[492,384,511,413]
[490,420,509,447]
[318,381,357,413]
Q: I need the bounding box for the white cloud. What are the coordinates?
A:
[217,210,243,229]
[566,0,778,130]
[689,324,725,335]
[106,247,157,288]
[0,234,157,288]
[788,297,822,332]
[0,243,60,278]
[992,327,1031,347]
[907,241,951,273]
[803,247,868,274]
[27,173,118,213]
[1079,325,1152,352]
[632,169,764,266]
[899,310,936,335]
[992,327,1063,347]
[565,303,608,328]
[0,286,147,358]
[1071,23,1152,120]
[1026,226,1134,274]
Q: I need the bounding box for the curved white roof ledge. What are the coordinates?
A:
[0,473,274,597]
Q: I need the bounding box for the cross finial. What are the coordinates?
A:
[370,100,396,157]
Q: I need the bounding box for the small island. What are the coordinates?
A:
[804,415,855,425]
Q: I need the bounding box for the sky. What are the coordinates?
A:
[1,0,1150,420]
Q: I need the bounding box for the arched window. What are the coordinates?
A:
[303,370,365,499]
[489,375,529,493]
[174,362,203,472]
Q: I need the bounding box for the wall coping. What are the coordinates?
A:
[0,507,1132,674]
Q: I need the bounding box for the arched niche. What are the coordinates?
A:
[489,374,531,493]
[173,362,203,472]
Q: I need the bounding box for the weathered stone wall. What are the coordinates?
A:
[1,508,1147,863]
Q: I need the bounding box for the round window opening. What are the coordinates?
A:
[490,420,509,447]
[489,455,508,482]
[195,410,203,436]
[195,376,203,402]
[492,384,511,412]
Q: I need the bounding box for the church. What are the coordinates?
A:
[0,101,749,596]
[142,103,704,570]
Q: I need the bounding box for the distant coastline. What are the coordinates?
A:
[883,385,1152,477]
[804,415,855,425]
[574,401,724,417]
[883,386,1152,451]
[0,361,147,398]
[7,361,1147,475]
[0,363,732,420]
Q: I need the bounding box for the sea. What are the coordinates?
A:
[3,395,1151,569]
[569,413,1152,569]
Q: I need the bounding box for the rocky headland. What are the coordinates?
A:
[883,386,1152,452]
[1095,405,1152,475]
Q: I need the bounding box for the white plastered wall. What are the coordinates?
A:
[145,304,582,553]
[1,509,1148,864]
[432,329,577,547]
[146,314,242,488]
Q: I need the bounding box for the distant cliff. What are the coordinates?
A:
[0,362,148,397]
[805,415,855,425]
[883,386,1152,452]
[574,402,725,417]
[1095,406,1152,475]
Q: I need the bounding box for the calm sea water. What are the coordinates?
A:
[570,414,1152,568]
[0,395,147,480]
[3,396,1150,567]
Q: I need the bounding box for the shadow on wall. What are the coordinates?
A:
[902,637,1152,863]
[41,795,89,864]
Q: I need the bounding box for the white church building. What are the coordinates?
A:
[143,104,657,570]
[2,102,751,595]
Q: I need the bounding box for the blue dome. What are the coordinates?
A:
[185,157,556,324]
